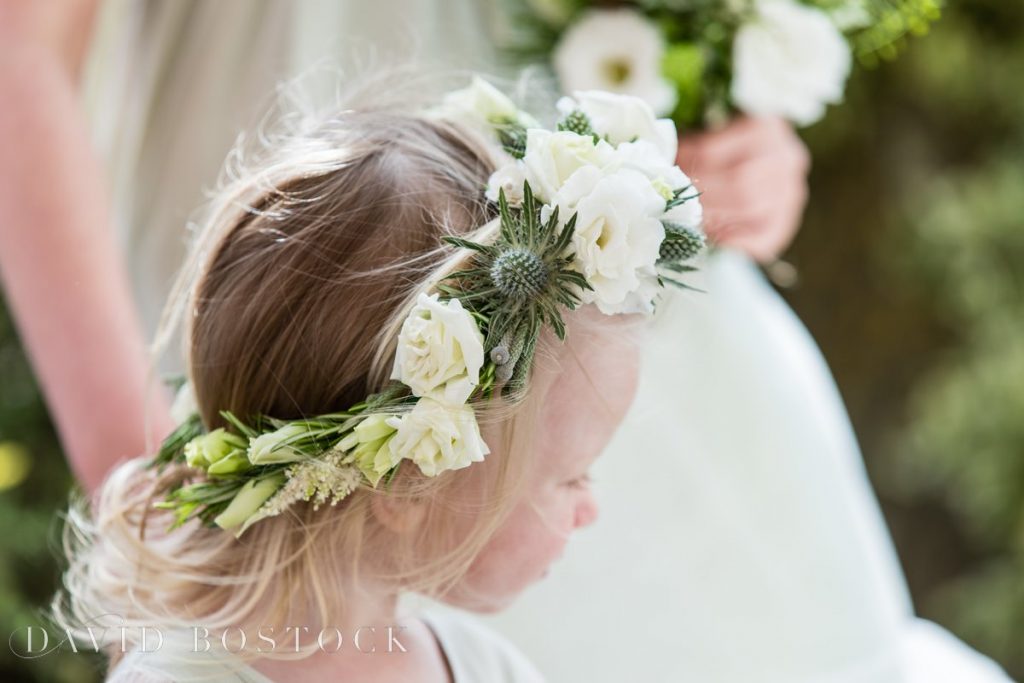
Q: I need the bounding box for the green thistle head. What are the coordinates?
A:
[557,109,596,138]
[495,120,528,159]
[659,222,706,263]
[491,248,549,299]
[439,181,593,396]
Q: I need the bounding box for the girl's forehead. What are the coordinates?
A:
[534,331,642,474]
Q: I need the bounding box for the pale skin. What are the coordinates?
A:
[251,311,642,682]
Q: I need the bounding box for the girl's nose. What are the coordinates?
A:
[574,494,599,530]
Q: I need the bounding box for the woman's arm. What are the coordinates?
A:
[0,1,174,493]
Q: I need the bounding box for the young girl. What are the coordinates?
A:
[52,76,704,682]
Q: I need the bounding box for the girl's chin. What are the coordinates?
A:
[438,586,522,615]
[438,564,557,614]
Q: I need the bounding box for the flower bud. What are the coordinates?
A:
[214,474,286,534]
[183,429,246,470]
[247,424,309,466]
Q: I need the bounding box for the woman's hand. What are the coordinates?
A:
[677,116,810,263]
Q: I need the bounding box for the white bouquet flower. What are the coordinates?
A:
[731,0,852,126]
[553,9,678,117]
[517,0,939,128]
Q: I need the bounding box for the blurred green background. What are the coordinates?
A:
[787,0,1024,674]
[1,0,1022,680]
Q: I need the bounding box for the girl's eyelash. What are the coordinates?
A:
[566,473,593,489]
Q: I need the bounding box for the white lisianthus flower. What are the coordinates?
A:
[550,166,667,314]
[391,293,485,405]
[731,0,852,126]
[434,76,538,141]
[521,128,616,203]
[248,424,310,465]
[614,139,694,200]
[486,162,529,206]
[553,9,677,117]
[386,398,490,477]
[558,91,678,164]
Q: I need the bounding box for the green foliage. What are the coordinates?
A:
[441,182,590,395]
[763,0,1022,675]
[0,301,102,682]
[848,0,944,63]
[894,154,1024,672]
[659,221,706,263]
[556,108,596,137]
[506,0,941,127]
[662,42,706,127]
[495,119,530,159]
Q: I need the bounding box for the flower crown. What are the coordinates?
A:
[151,78,705,537]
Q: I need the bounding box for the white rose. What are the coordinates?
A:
[553,9,677,117]
[391,293,485,405]
[731,0,852,126]
[434,76,538,141]
[551,166,667,314]
[386,398,490,477]
[559,90,679,164]
[486,162,529,206]
[521,128,616,203]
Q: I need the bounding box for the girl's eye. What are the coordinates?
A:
[564,473,592,490]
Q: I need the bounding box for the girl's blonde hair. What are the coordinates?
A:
[52,73,562,666]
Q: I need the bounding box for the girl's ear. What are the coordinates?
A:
[370,491,426,535]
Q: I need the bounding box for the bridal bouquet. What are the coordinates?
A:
[508,0,941,127]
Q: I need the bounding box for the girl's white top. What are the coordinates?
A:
[106,609,544,683]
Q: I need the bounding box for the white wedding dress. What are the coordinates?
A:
[82,3,1011,681]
